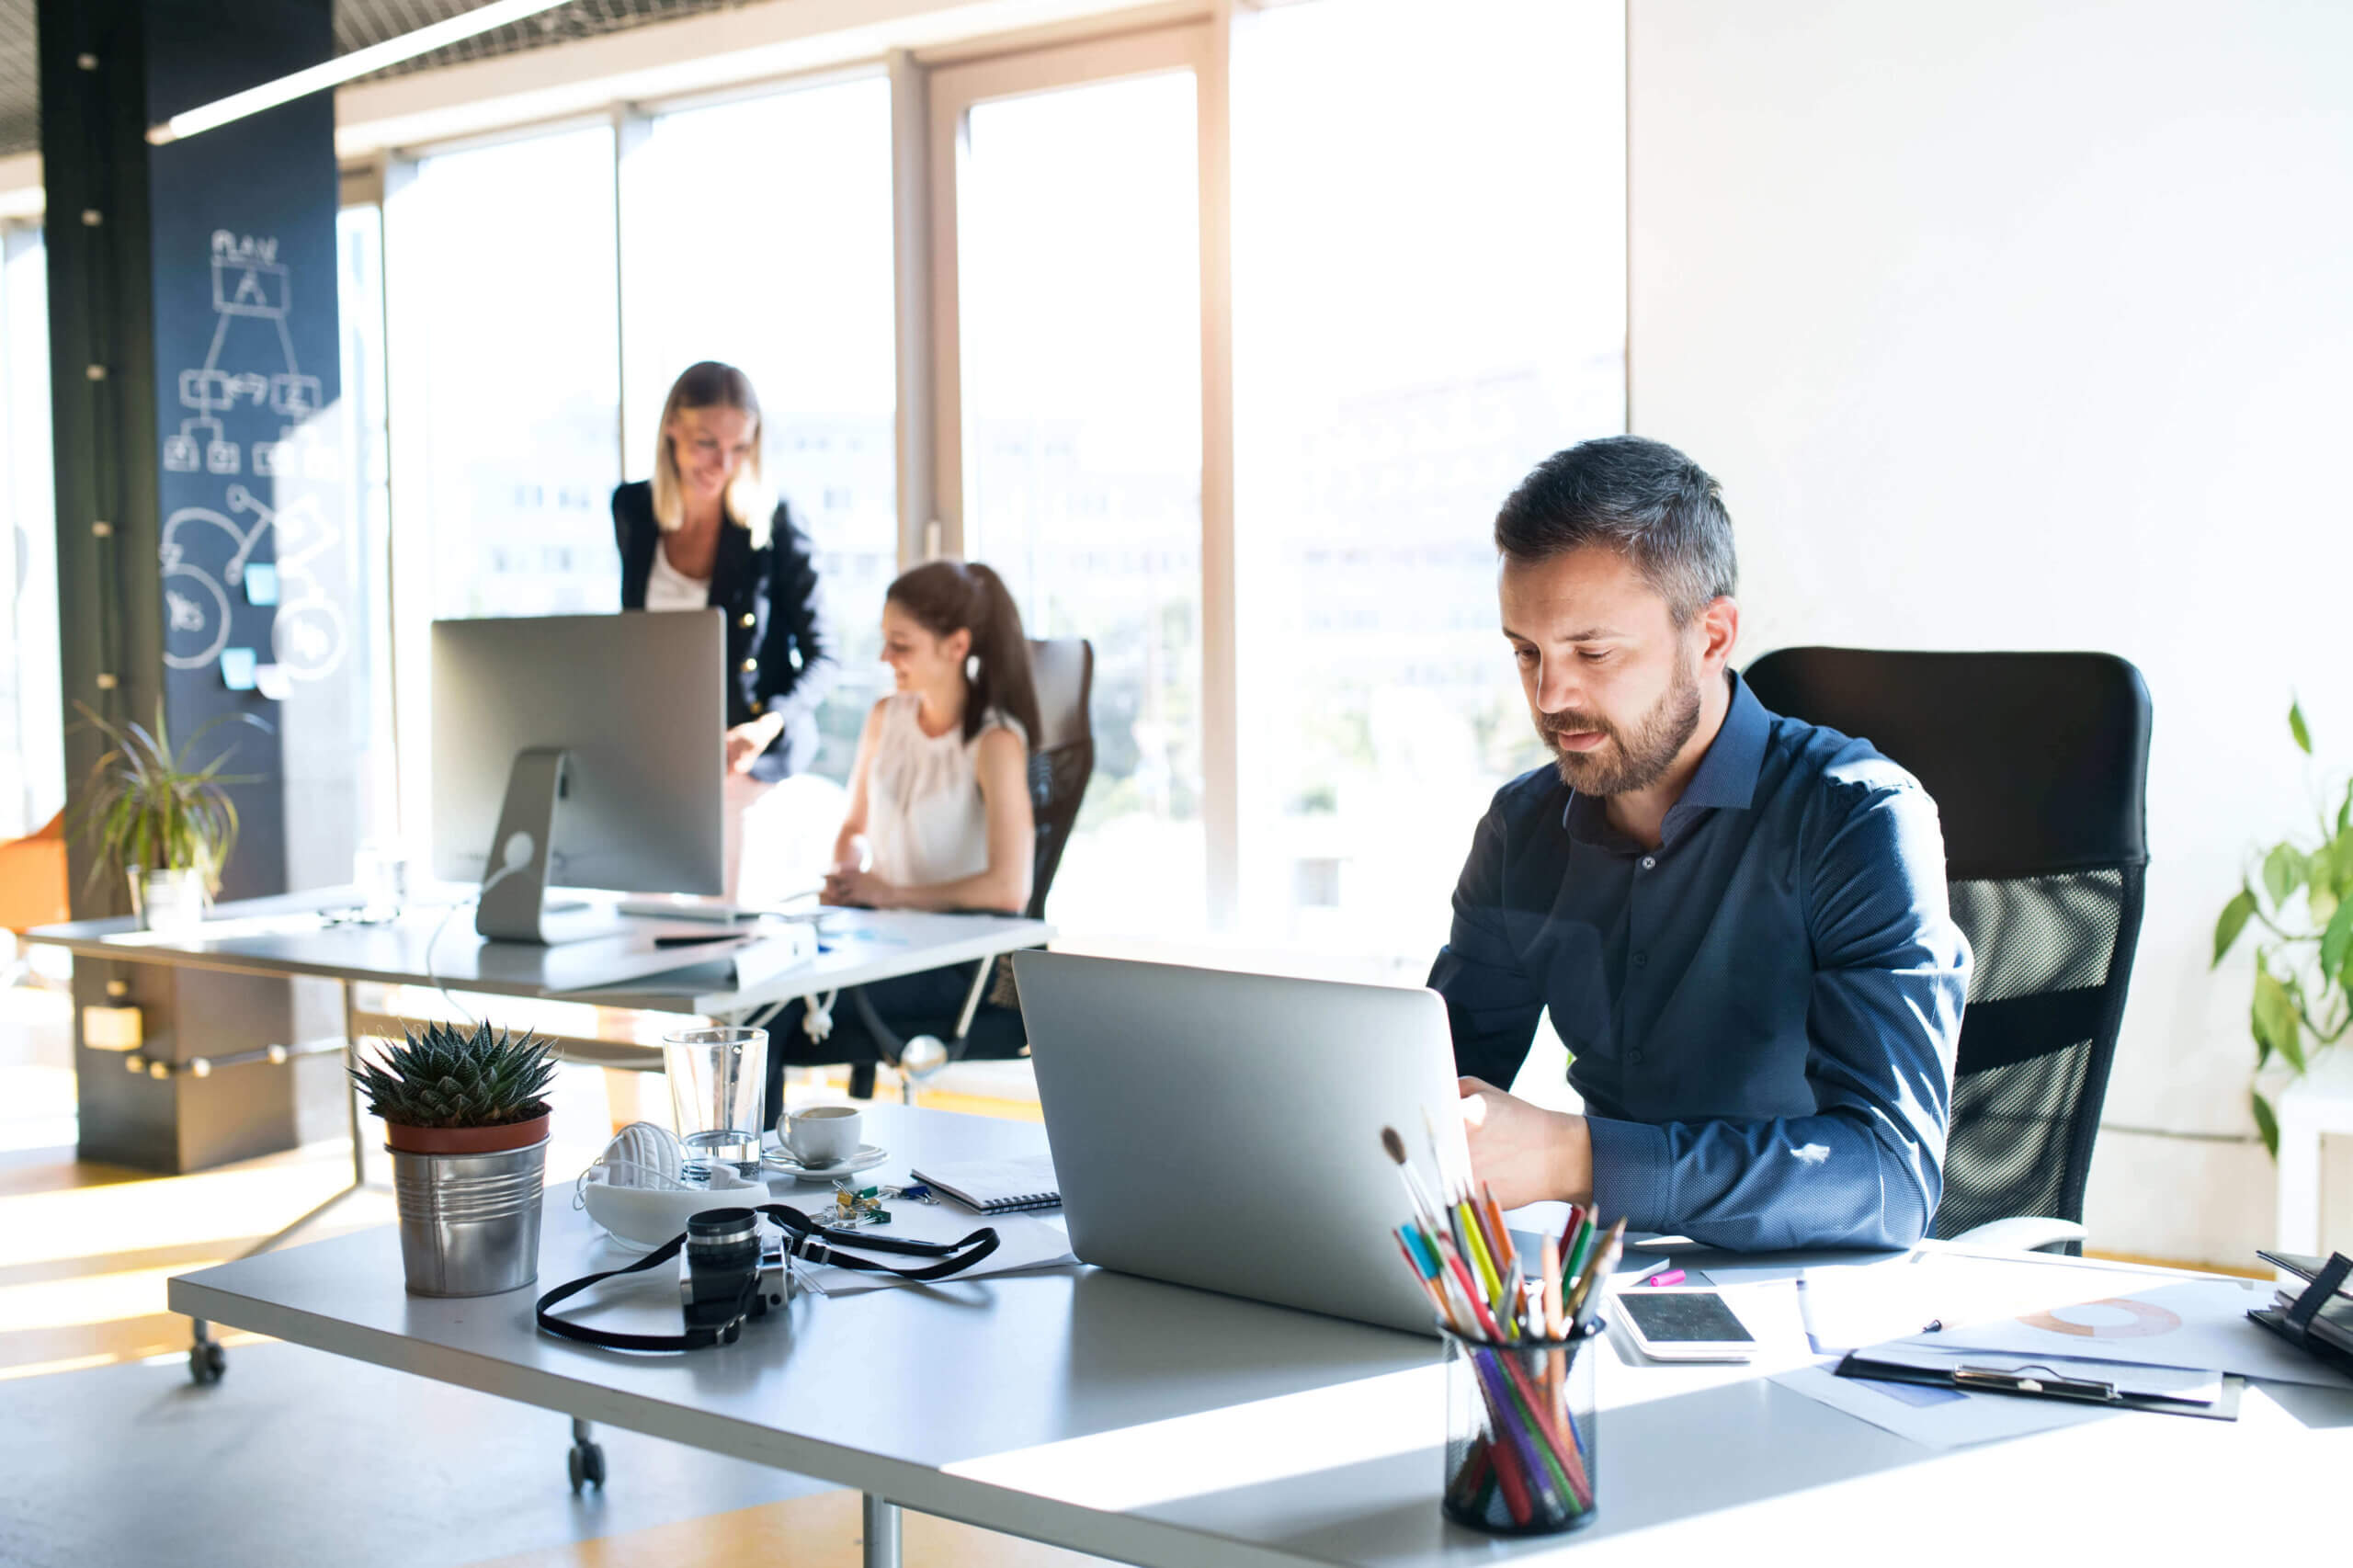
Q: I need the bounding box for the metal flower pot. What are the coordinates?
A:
[131,867,209,934]
[386,1117,550,1297]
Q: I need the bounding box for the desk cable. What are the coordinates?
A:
[421,835,533,1027]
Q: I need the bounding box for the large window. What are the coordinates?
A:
[390,124,623,623]
[1229,0,1627,974]
[0,222,62,841]
[620,76,900,781]
[943,50,1209,939]
[333,203,399,859]
[360,11,1624,976]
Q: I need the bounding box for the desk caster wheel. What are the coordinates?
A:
[567,1438,606,1493]
[188,1340,226,1385]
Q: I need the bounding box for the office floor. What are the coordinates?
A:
[0,1045,1101,1568]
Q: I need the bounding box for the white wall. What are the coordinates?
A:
[1630,0,2353,1263]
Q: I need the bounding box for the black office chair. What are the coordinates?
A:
[1742,648,2152,1252]
[843,636,1095,1096]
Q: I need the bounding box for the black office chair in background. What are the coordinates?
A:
[1743,648,2152,1253]
[844,636,1095,1098]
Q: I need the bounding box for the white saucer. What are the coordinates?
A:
[760,1142,888,1182]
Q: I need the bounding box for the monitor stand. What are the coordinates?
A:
[475,746,627,945]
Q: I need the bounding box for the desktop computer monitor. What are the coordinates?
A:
[431,612,725,943]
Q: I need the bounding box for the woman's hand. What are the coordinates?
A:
[725,713,785,774]
[821,862,898,909]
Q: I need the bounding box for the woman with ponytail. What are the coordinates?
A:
[765,560,1040,1112]
[822,559,1041,915]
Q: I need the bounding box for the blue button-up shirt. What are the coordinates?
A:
[1429,671,1970,1251]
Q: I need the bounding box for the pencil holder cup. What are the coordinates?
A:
[1440,1321,1601,1536]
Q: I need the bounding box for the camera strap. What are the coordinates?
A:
[536,1203,1003,1353]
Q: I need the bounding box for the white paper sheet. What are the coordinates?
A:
[1799,1251,2164,1352]
[1878,1276,2352,1389]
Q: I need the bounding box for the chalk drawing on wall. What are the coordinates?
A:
[163,232,339,480]
[160,483,346,682]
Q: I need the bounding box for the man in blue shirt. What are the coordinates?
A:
[1435,437,1970,1251]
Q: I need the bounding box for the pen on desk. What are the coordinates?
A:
[1644,1268,1687,1289]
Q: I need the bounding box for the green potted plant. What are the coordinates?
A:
[350,1021,560,1297]
[2212,699,2352,1154]
[66,702,263,932]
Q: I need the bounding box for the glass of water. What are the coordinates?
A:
[661,1025,769,1179]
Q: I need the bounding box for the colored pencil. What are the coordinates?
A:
[1566,1219,1628,1331]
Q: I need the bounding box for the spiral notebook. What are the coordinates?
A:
[910,1154,1063,1215]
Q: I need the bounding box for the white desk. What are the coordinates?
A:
[35,894,1051,1374]
[170,1104,2353,1568]
[28,888,1051,1021]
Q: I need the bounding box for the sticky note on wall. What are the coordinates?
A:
[242,562,278,607]
[220,647,257,691]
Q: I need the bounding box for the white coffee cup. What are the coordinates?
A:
[779,1104,862,1165]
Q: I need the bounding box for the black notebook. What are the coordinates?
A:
[910,1154,1062,1215]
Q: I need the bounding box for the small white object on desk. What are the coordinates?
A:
[760,1141,888,1182]
[910,1153,1063,1215]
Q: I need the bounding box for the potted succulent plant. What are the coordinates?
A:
[2213,699,2352,1154]
[66,702,263,932]
[350,1022,559,1297]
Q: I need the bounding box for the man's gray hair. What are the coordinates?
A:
[1494,436,1737,626]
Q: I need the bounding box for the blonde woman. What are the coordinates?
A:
[613,361,837,900]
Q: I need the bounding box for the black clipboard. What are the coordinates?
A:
[1834,1347,2245,1422]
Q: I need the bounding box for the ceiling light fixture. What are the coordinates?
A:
[145,0,575,146]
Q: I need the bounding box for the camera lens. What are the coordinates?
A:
[684,1207,762,1332]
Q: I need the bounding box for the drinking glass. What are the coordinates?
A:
[662,1025,769,1178]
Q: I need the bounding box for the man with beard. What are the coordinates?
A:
[1433,437,1971,1250]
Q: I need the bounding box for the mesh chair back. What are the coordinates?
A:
[1023,638,1096,921]
[1742,649,2151,1241]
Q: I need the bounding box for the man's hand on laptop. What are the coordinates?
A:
[1457,1077,1592,1210]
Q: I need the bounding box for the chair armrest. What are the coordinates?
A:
[1948,1216,2087,1253]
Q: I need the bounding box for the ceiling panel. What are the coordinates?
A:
[0,0,755,161]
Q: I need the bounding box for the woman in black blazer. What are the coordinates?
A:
[613,361,837,898]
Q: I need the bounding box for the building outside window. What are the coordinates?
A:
[1231,0,1627,981]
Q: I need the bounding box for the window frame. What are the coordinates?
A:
[924,22,1240,926]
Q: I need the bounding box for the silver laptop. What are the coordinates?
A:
[1013,951,1472,1336]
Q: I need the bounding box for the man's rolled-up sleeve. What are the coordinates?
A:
[1429,801,1547,1089]
[1586,779,1968,1251]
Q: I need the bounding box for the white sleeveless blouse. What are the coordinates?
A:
[866,693,1025,890]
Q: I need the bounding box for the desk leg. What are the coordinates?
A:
[225,980,381,1256]
[184,982,384,1383]
[862,1494,902,1568]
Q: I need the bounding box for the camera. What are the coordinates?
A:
[680,1207,784,1342]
